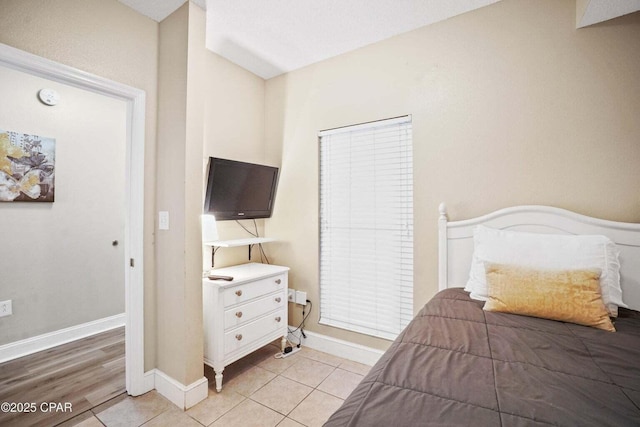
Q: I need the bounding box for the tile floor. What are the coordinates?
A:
[61,343,371,427]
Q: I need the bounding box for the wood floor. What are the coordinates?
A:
[0,327,125,427]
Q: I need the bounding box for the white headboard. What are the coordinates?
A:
[438,203,640,311]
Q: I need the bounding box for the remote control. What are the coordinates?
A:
[208,275,234,281]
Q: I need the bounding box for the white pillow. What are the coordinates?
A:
[465,225,625,317]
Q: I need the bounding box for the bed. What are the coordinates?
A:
[325,204,640,426]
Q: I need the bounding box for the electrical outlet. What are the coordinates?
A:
[0,300,12,317]
[295,291,307,305]
[287,288,295,303]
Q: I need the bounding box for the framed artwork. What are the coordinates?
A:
[0,129,55,202]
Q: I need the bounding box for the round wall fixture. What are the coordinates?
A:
[38,88,60,106]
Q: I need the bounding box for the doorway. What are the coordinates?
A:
[0,43,145,395]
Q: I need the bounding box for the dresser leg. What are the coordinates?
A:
[281,335,287,352]
[214,368,224,392]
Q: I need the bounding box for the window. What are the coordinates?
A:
[319,116,413,340]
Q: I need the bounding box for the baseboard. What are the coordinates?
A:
[0,313,126,363]
[143,370,157,394]
[291,327,385,366]
[153,369,208,410]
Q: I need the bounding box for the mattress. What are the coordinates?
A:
[324,288,640,426]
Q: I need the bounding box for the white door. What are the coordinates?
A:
[0,64,126,345]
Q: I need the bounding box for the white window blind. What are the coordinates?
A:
[319,116,413,340]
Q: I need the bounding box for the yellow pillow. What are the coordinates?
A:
[484,263,615,332]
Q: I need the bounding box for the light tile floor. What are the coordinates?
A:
[62,343,371,427]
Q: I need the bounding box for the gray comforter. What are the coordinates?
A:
[325,288,640,426]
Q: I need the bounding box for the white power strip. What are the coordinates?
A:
[275,346,302,359]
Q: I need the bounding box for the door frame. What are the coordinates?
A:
[0,43,147,395]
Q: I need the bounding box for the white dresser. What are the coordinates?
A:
[203,262,289,392]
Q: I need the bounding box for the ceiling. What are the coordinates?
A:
[577,0,640,27]
[118,0,640,79]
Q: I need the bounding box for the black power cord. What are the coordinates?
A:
[288,300,312,347]
[235,219,271,264]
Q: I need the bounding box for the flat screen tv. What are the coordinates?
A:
[204,157,279,220]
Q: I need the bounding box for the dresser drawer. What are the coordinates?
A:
[224,309,286,355]
[222,273,286,307]
[224,291,285,330]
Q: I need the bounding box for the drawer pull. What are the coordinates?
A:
[275,316,281,322]
[235,290,243,296]
[235,311,243,318]
[235,334,243,341]
[275,279,282,284]
[275,297,281,303]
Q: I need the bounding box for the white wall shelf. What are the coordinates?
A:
[204,237,277,248]
[204,237,277,261]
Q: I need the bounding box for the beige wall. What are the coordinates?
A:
[196,8,270,268]
[185,3,208,385]
[0,0,159,368]
[155,3,269,385]
[156,3,192,385]
[0,0,268,387]
[265,0,640,350]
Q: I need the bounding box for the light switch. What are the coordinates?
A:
[159,211,169,230]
